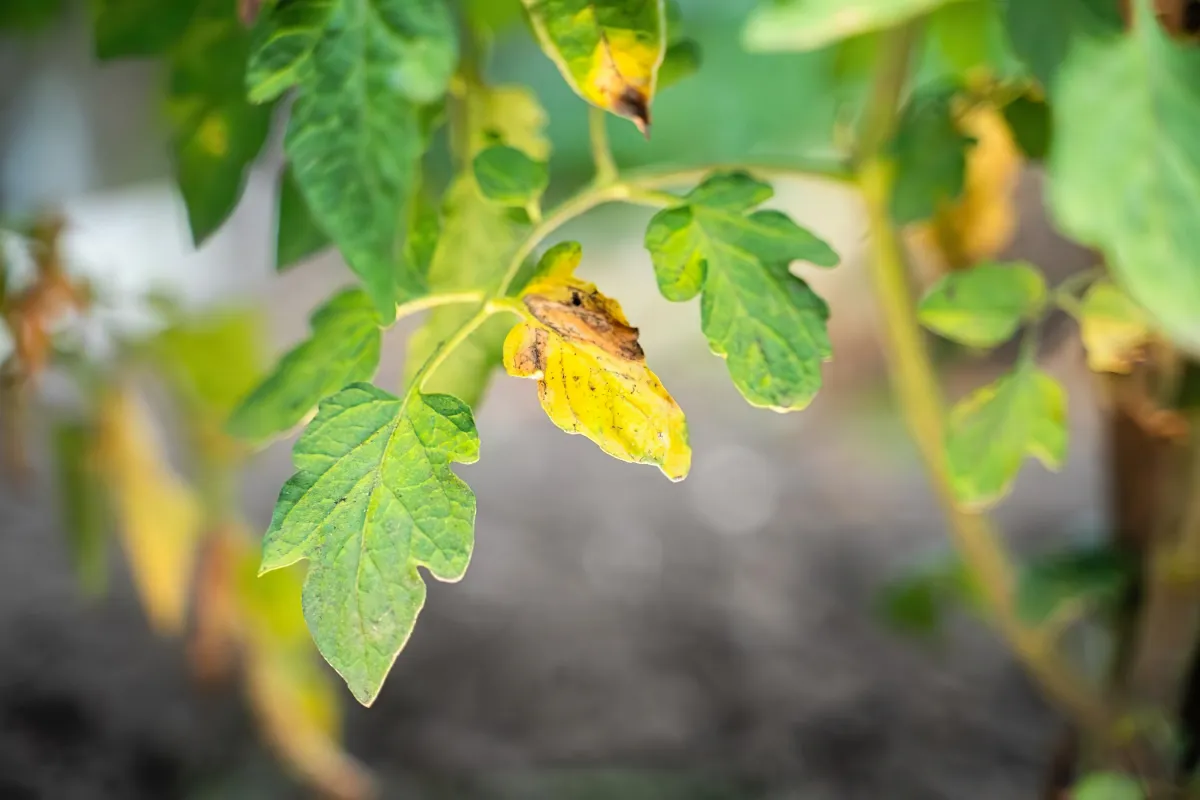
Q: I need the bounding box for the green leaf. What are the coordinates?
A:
[167,6,274,245]
[743,0,963,52]
[889,87,971,224]
[918,261,1046,348]
[1071,772,1145,800]
[406,84,549,408]
[1002,0,1122,91]
[53,422,109,595]
[260,383,479,706]
[1016,544,1131,625]
[520,0,666,131]
[644,172,839,411]
[659,40,702,89]
[152,308,265,420]
[946,364,1067,509]
[275,165,331,271]
[1048,4,1200,354]
[1002,95,1052,161]
[472,146,549,206]
[877,555,979,638]
[248,0,458,320]
[0,0,65,31]
[91,0,201,58]
[925,0,1026,82]
[228,290,381,442]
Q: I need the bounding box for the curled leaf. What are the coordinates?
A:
[503,247,690,481]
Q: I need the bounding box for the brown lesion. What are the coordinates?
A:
[612,87,651,139]
[523,288,645,363]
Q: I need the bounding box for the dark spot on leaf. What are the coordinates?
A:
[571,292,582,307]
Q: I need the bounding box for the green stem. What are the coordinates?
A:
[395,291,484,320]
[589,106,618,185]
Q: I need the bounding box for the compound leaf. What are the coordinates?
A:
[503,253,691,480]
[1049,3,1200,353]
[472,145,549,206]
[744,0,963,52]
[260,383,479,706]
[520,0,666,132]
[946,365,1067,509]
[1077,280,1151,374]
[644,171,839,412]
[228,289,381,442]
[918,261,1046,348]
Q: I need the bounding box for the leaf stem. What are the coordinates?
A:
[589,106,618,185]
[394,291,485,321]
[857,26,1109,729]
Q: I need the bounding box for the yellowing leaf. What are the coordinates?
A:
[503,248,691,481]
[97,387,202,634]
[1079,280,1151,374]
[521,0,666,132]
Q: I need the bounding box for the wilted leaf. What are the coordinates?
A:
[260,384,479,705]
[1016,543,1131,624]
[1070,772,1145,800]
[743,0,962,52]
[521,0,666,133]
[890,87,971,225]
[644,171,839,411]
[275,165,330,272]
[1049,3,1200,354]
[97,388,202,634]
[91,0,200,58]
[918,261,1046,348]
[406,85,549,407]
[1078,280,1151,374]
[229,289,381,442]
[472,145,549,206]
[946,365,1067,509]
[1003,0,1122,91]
[52,422,108,595]
[247,0,457,319]
[503,247,691,481]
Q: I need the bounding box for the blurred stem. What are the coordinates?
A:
[857,25,1108,729]
[589,106,618,185]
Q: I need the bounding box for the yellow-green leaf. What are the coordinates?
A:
[946,365,1067,509]
[744,0,964,52]
[918,261,1047,348]
[520,0,666,132]
[1078,280,1151,374]
[502,250,691,481]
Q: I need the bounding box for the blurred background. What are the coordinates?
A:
[0,1,1107,798]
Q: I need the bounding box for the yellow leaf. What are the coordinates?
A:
[502,253,691,481]
[97,387,202,634]
[1080,280,1152,374]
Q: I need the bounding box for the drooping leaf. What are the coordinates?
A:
[1016,543,1132,625]
[1003,0,1122,91]
[275,166,331,272]
[260,384,479,706]
[890,87,972,225]
[52,422,108,595]
[945,365,1067,509]
[503,251,691,481]
[472,145,549,206]
[1049,4,1200,354]
[743,0,963,52]
[1077,280,1152,374]
[97,387,203,634]
[167,3,273,246]
[0,0,65,31]
[918,261,1046,348]
[228,289,381,442]
[247,0,458,319]
[405,85,550,407]
[91,0,201,58]
[644,171,839,411]
[1002,94,1052,161]
[520,0,666,133]
[1070,772,1145,800]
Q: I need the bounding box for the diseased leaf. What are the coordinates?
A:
[1003,0,1122,91]
[248,0,458,319]
[260,384,479,706]
[1016,543,1132,625]
[520,0,666,132]
[228,289,381,442]
[167,4,273,245]
[406,85,550,408]
[472,145,549,206]
[97,388,203,634]
[52,422,108,595]
[1070,772,1145,800]
[91,0,200,58]
[503,253,691,481]
[1049,4,1200,353]
[946,365,1067,509]
[276,166,331,271]
[1078,280,1152,374]
[743,0,963,52]
[918,261,1046,348]
[890,87,971,225]
[643,171,839,411]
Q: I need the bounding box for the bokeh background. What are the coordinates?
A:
[0,1,1108,797]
